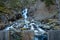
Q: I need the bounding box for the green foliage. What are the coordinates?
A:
[0,2,5,7]
[0,0,37,13]
[0,0,11,14]
[0,6,11,15]
[45,0,55,7]
[9,0,36,8]
[41,0,55,7]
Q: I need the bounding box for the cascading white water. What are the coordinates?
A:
[22,8,45,35]
[4,8,29,31]
[5,22,22,32]
[22,8,29,28]
[4,8,46,35]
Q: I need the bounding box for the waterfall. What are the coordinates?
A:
[22,8,29,28]
[4,8,46,35]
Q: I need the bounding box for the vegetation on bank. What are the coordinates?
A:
[0,0,36,19]
[41,0,55,7]
[0,0,37,29]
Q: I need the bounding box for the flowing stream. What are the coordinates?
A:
[2,8,51,40]
[4,8,47,36]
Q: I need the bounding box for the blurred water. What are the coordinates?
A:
[3,8,49,40]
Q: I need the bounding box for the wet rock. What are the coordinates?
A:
[0,15,8,24]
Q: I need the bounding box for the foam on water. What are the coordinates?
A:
[5,8,46,35]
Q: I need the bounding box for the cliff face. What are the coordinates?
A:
[56,0,60,20]
[29,0,57,21]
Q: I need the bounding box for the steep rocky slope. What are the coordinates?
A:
[29,0,57,21]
